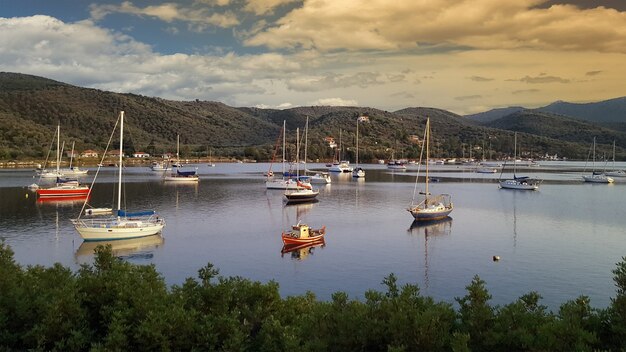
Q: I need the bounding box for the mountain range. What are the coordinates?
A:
[1,72,625,161]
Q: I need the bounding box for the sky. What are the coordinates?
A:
[1,0,626,115]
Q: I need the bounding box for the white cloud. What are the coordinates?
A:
[309,98,358,106]
[244,0,300,15]
[244,0,626,53]
[89,1,239,28]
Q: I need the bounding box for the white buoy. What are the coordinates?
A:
[493,255,500,262]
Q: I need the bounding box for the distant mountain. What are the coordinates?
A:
[538,97,626,123]
[484,110,626,157]
[464,106,525,124]
[1,72,625,161]
[466,97,626,125]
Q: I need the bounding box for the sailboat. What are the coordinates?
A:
[285,127,319,203]
[266,121,312,190]
[499,132,541,190]
[408,118,453,221]
[582,137,614,183]
[328,129,353,173]
[207,147,216,167]
[36,125,66,179]
[60,141,88,176]
[35,125,90,198]
[72,111,165,241]
[352,116,365,178]
[163,134,199,182]
[605,141,625,177]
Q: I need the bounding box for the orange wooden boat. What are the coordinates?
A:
[281,222,326,245]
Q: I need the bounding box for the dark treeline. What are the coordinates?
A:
[1,242,626,351]
[3,73,626,162]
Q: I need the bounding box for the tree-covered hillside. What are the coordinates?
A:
[1,72,626,161]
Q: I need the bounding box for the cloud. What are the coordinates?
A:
[286,72,385,92]
[244,0,626,53]
[0,15,297,105]
[455,95,483,101]
[512,89,541,95]
[469,76,493,82]
[309,98,358,106]
[585,70,602,76]
[517,75,570,83]
[89,1,239,28]
[389,91,415,99]
[244,0,300,15]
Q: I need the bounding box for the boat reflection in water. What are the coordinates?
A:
[408,217,452,289]
[281,239,326,260]
[75,234,165,264]
[408,216,453,236]
[36,195,89,206]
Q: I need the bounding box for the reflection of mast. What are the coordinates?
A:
[513,192,518,248]
[408,218,453,290]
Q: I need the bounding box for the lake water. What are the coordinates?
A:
[1,161,625,310]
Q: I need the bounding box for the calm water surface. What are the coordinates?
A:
[1,161,625,310]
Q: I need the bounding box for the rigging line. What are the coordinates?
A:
[410,118,429,206]
[76,113,121,220]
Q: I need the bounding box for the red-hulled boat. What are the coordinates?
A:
[36,177,90,198]
[281,222,326,245]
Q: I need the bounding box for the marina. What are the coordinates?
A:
[1,161,625,310]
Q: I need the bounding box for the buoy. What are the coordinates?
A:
[493,255,500,262]
[25,193,28,199]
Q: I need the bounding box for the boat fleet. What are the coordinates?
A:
[23,112,625,252]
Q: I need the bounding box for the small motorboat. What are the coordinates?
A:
[281,222,326,245]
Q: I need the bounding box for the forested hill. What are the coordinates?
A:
[1,72,625,161]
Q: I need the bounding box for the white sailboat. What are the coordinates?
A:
[408,118,453,221]
[499,132,541,190]
[352,116,365,178]
[605,140,625,177]
[285,127,319,203]
[163,134,199,182]
[60,141,88,176]
[582,137,614,183]
[72,111,165,241]
[328,129,353,173]
[37,124,66,179]
[266,121,312,190]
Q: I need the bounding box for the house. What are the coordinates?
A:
[132,152,150,158]
[108,149,124,157]
[324,136,337,149]
[65,150,79,159]
[81,150,98,158]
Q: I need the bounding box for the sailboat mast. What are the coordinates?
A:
[513,132,517,178]
[69,141,75,169]
[177,134,180,163]
[118,111,124,212]
[304,117,309,168]
[282,120,286,175]
[356,118,359,166]
[593,137,596,171]
[296,127,300,177]
[56,124,60,174]
[425,119,430,202]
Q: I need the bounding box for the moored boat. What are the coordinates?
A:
[281,222,326,245]
[72,111,165,241]
[408,118,454,221]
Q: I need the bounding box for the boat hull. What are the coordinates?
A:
[284,189,319,203]
[499,180,539,190]
[582,175,614,183]
[73,219,165,241]
[281,228,325,245]
[163,176,199,182]
[409,206,453,221]
[36,186,90,198]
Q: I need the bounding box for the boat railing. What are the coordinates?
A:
[72,215,164,228]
